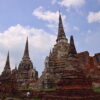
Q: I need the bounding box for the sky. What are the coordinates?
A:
[0,0,100,76]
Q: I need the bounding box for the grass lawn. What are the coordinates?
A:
[39,88,56,91]
[19,88,33,91]
[93,88,100,92]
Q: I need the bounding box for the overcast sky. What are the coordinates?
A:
[0,0,100,76]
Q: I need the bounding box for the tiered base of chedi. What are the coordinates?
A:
[17,37,38,88]
[33,13,99,99]
[42,36,96,100]
[0,52,17,97]
[34,13,100,90]
[0,37,38,97]
[34,13,69,89]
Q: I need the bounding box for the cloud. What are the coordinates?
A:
[32,6,59,23]
[0,24,56,51]
[73,26,80,31]
[87,11,100,23]
[59,0,85,8]
[32,6,66,32]
[0,24,56,75]
[52,0,57,4]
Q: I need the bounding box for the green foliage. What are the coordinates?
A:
[93,88,100,92]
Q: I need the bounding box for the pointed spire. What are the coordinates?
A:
[56,12,67,42]
[23,37,30,59]
[49,49,52,56]
[15,64,17,70]
[68,35,77,55]
[4,51,11,70]
[1,51,11,77]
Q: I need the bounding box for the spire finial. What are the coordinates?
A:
[49,49,52,56]
[56,12,67,42]
[1,51,11,76]
[15,64,17,70]
[59,9,60,15]
[68,35,77,55]
[23,37,30,59]
[4,51,11,70]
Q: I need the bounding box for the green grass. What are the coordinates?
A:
[39,88,56,91]
[18,88,33,91]
[93,88,100,92]
[18,88,56,91]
